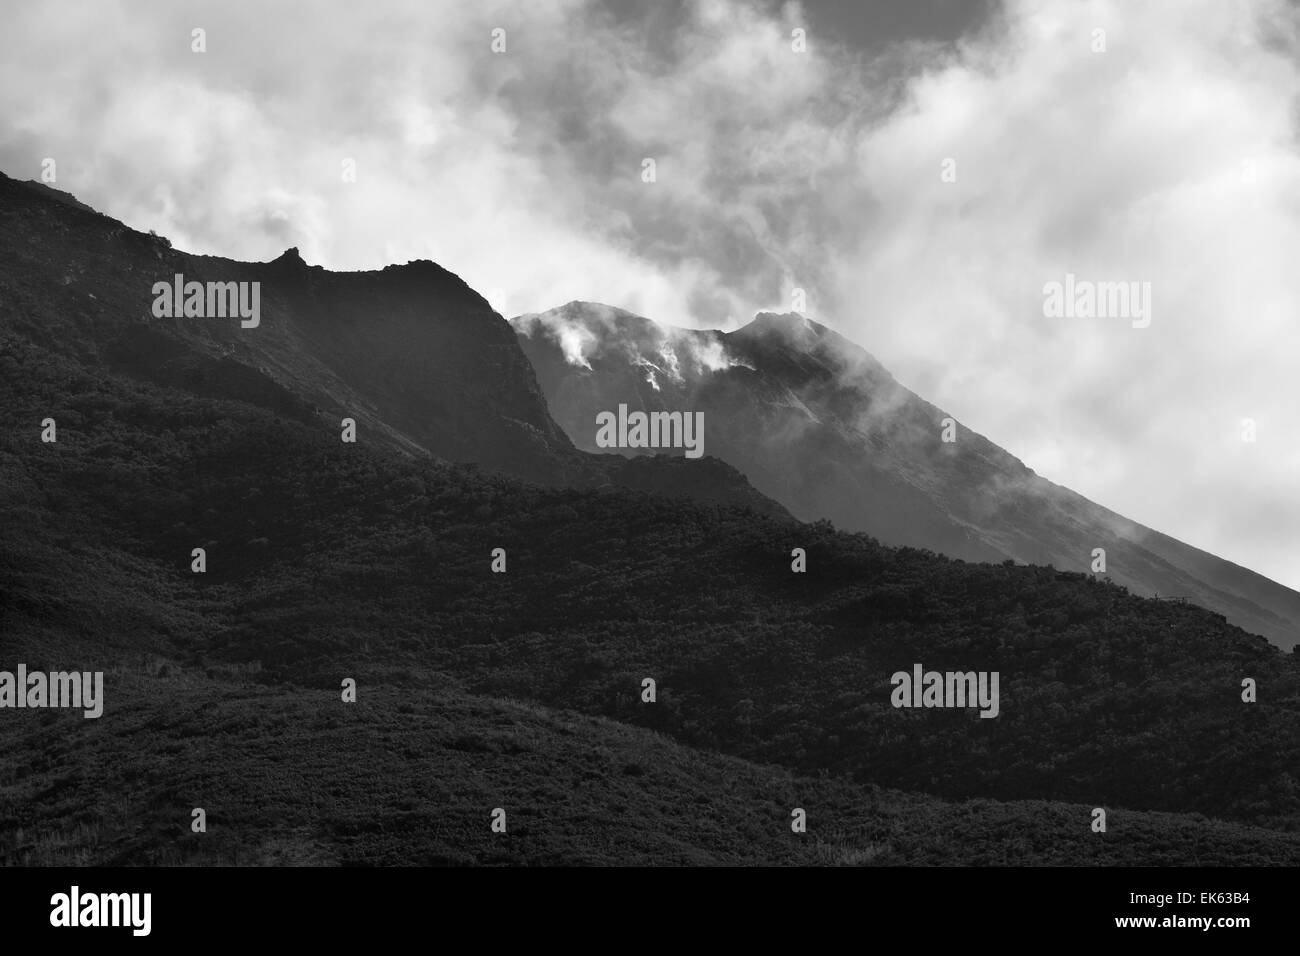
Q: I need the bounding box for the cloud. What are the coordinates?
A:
[1,0,1297,588]
[515,301,752,382]
[829,0,1300,590]
[0,0,896,325]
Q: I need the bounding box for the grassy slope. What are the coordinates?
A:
[4,676,1298,866]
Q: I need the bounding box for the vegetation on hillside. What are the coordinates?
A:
[2,333,1295,850]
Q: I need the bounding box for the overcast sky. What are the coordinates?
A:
[3,0,1298,590]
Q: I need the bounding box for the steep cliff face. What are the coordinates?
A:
[515,301,1300,650]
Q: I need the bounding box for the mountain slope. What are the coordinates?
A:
[514,302,1300,650]
[0,173,785,518]
[2,173,1297,866]
[2,327,1296,832]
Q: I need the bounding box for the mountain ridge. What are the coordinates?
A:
[513,301,1300,650]
[0,172,787,519]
